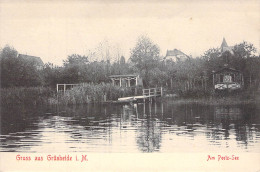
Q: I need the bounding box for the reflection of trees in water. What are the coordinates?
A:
[0,105,47,151]
[54,103,260,152]
[1,105,44,135]
[158,103,216,126]
[163,103,257,147]
[232,105,259,147]
[135,103,163,152]
[1,102,259,152]
[136,102,260,151]
[62,103,163,152]
[206,104,260,148]
[57,104,117,143]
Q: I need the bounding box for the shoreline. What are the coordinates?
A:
[52,95,259,106]
[162,97,259,105]
[1,86,259,106]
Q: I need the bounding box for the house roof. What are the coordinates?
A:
[18,54,44,66]
[221,38,228,48]
[165,49,188,57]
[220,38,234,54]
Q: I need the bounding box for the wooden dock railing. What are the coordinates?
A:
[142,87,163,97]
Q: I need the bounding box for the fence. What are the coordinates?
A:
[142,87,163,97]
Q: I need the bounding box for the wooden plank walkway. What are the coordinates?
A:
[118,87,163,102]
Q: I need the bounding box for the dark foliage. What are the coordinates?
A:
[1,39,259,99]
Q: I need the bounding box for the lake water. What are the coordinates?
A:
[1,101,260,153]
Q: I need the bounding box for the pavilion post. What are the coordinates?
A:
[64,84,66,94]
[213,73,215,86]
[128,78,130,87]
[112,79,115,86]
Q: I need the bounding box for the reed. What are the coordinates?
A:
[0,84,142,106]
[57,83,136,105]
[0,87,54,106]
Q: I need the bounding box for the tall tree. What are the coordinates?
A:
[120,56,125,64]
[62,54,89,83]
[42,63,62,87]
[0,45,42,87]
[63,54,89,67]
[130,35,160,86]
[232,42,259,88]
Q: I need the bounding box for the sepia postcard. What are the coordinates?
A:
[0,0,259,171]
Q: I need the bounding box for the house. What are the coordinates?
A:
[109,74,143,87]
[164,49,189,62]
[18,54,44,70]
[212,65,244,90]
[212,38,244,91]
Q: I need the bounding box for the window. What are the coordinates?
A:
[223,75,232,83]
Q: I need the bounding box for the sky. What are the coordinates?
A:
[0,0,259,66]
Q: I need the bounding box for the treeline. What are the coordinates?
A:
[1,36,260,97]
[0,46,131,88]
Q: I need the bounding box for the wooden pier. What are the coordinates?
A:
[118,87,163,103]
[56,84,163,104]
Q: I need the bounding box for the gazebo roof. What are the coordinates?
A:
[109,74,139,78]
[213,67,241,74]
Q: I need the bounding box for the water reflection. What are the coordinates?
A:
[0,101,260,152]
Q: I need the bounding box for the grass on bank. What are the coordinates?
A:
[164,89,260,105]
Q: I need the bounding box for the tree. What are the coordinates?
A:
[147,68,168,86]
[233,41,257,59]
[62,54,89,83]
[120,56,125,64]
[0,45,18,87]
[0,45,42,87]
[202,48,223,73]
[130,35,160,86]
[232,42,259,88]
[42,63,62,87]
[63,54,89,67]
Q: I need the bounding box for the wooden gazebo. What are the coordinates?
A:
[109,74,143,87]
[212,66,244,90]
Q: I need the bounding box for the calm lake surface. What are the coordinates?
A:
[1,101,260,153]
